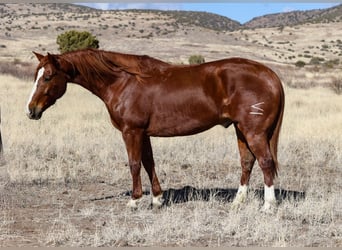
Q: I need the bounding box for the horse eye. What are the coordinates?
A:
[44,76,52,82]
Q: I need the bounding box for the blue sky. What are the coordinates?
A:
[77,3,340,24]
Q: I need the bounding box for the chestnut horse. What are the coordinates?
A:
[27,48,284,211]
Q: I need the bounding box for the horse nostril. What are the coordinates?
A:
[27,107,42,120]
[27,110,34,119]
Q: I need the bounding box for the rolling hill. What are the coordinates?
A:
[245,4,342,28]
[0,3,341,68]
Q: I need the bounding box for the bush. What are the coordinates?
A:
[323,59,339,69]
[309,57,325,65]
[295,60,306,68]
[188,55,205,64]
[56,30,99,53]
[330,77,342,95]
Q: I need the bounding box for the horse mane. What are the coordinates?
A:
[60,48,170,84]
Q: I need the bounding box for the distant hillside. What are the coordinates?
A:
[1,2,342,67]
[0,3,246,63]
[119,9,242,31]
[0,3,98,14]
[0,3,240,32]
[165,10,242,31]
[309,4,342,23]
[245,4,342,28]
[1,3,341,33]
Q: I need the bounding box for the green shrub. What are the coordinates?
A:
[188,55,205,64]
[324,59,339,69]
[295,60,306,68]
[57,30,99,53]
[309,57,325,65]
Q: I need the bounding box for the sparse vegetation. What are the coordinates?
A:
[330,76,342,94]
[0,60,34,80]
[0,2,342,247]
[309,57,325,65]
[245,4,342,29]
[0,74,341,246]
[295,60,306,68]
[323,58,340,68]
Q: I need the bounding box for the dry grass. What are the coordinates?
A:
[0,60,35,81]
[0,4,341,246]
[0,72,341,246]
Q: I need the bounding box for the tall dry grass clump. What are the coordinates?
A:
[0,72,341,246]
[0,60,34,80]
[330,76,342,95]
[277,64,342,95]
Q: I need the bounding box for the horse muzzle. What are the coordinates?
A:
[27,106,43,120]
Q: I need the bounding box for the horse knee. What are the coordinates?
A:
[259,157,274,170]
[239,149,255,185]
[241,157,255,170]
[240,163,254,185]
[258,156,276,185]
[129,161,142,171]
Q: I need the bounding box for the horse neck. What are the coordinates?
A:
[72,72,109,99]
[61,51,125,99]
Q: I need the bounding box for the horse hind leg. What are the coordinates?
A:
[245,132,277,212]
[232,125,256,209]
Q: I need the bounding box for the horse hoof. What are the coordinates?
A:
[231,186,248,210]
[231,200,245,211]
[127,198,141,210]
[261,201,277,214]
[152,193,164,208]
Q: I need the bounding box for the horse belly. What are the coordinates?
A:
[147,107,219,137]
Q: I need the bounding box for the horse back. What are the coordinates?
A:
[117,57,283,137]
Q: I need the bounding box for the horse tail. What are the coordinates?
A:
[270,79,285,177]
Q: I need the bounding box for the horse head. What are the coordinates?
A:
[26,52,70,120]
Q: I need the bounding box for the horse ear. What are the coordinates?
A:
[32,51,44,61]
[47,53,60,68]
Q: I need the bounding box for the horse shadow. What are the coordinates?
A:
[116,185,305,207]
[160,186,305,207]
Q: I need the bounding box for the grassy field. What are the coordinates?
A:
[0,72,341,246]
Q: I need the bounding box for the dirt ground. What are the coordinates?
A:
[0,163,310,247]
[0,166,127,246]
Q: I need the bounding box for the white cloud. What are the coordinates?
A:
[90,3,112,10]
[77,3,182,11]
[282,6,295,13]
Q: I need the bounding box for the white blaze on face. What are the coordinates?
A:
[26,67,45,115]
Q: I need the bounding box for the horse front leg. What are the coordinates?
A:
[142,135,163,207]
[122,128,144,209]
